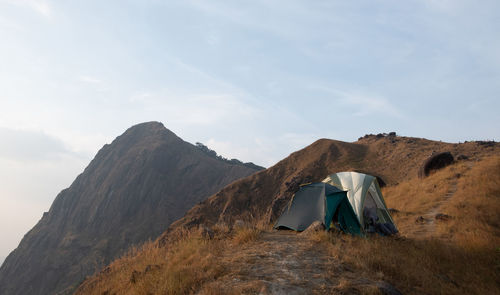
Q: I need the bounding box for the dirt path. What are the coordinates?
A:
[411,180,458,239]
[203,231,380,295]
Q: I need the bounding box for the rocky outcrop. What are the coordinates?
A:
[0,122,262,295]
[419,152,455,178]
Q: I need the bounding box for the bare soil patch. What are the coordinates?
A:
[199,231,384,295]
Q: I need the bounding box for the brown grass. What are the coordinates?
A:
[76,227,262,295]
[232,227,261,245]
[78,155,499,295]
[438,156,500,249]
[315,156,500,295]
[76,231,223,295]
[382,163,468,236]
[323,235,499,294]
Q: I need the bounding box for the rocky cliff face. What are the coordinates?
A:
[0,122,263,295]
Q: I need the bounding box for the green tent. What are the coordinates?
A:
[322,172,397,234]
[274,183,362,235]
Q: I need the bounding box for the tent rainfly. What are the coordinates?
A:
[322,171,397,233]
[273,183,362,235]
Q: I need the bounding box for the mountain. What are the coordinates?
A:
[0,122,263,295]
[161,134,499,243]
[74,133,499,294]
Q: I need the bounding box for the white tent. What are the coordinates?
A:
[322,171,396,231]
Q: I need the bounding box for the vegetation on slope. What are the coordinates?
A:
[76,226,262,295]
[195,142,264,170]
[312,156,500,294]
[76,137,499,295]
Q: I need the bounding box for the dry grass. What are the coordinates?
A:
[438,156,500,249]
[315,156,500,295]
[232,227,261,245]
[323,235,498,294]
[382,163,468,236]
[77,156,499,295]
[76,227,262,295]
[76,231,223,295]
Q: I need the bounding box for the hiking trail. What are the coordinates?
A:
[411,180,458,239]
[203,231,381,295]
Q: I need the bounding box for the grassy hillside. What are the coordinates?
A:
[76,137,500,294]
[312,155,500,294]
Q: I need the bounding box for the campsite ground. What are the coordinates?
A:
[76,155,499,295]
[198,231,387,295]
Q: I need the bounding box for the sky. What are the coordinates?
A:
[0,0,499,262]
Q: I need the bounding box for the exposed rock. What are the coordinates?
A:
[416,216,425,223]
[419,152,454,178]
[476,141,496,148]
[0,122,263,295]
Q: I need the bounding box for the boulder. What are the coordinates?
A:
[419,152,454,178]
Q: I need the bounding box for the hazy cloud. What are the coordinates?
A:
[1,0,52,18]
[78,75,102,84]
[0,127,71,161]
[137,91,259,126]
[206,132,320,167]
[310,86,403,118]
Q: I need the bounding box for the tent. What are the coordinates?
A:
[274,183,362,235]
[322,172,397,234]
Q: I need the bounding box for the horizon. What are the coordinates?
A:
[1,0,500,261]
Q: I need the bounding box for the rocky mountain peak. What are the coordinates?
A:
[0,122,263,295]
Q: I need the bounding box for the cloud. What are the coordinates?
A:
[1,0,52,18]
[78,75,102,84]
[133,91,259,126]
[186,0,311,39]
[0,15,24,30]
[310,85,403,118]
[205,132,320,168]
[0,127,72,161]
